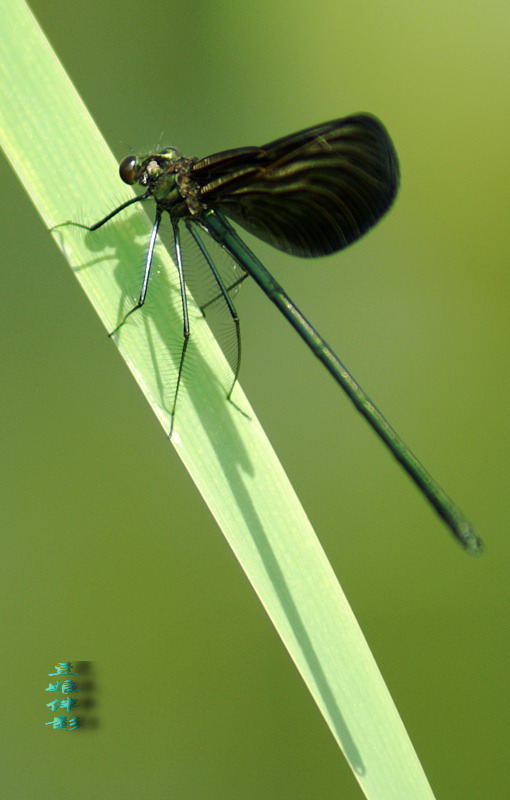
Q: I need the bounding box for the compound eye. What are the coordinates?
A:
[119,155,140,185]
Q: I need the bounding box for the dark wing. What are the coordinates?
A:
[191,114,399,258]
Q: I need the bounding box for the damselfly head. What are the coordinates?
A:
[119,148,185,188]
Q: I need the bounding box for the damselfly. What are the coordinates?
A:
[57,114,482,554]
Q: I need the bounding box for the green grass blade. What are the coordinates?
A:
[0,2,436,797]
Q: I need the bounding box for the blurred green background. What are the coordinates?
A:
[1,1,508,798]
